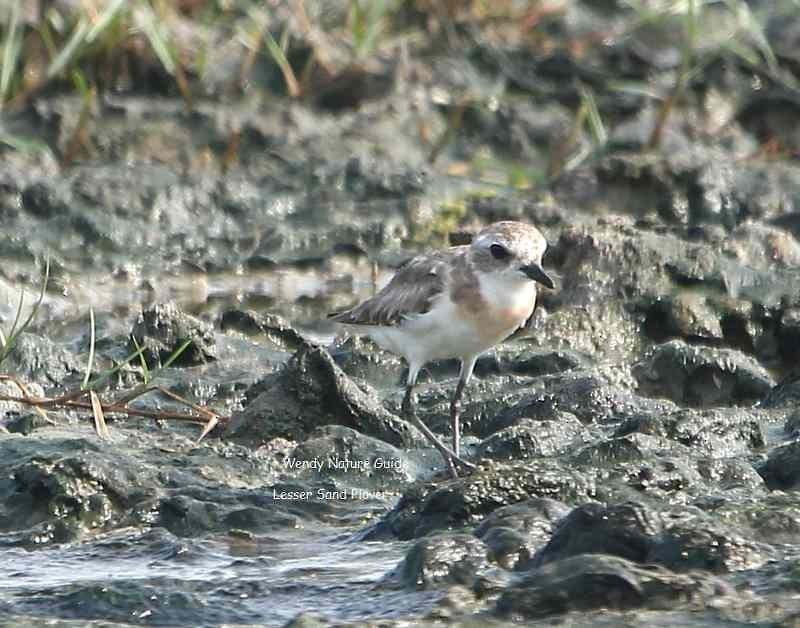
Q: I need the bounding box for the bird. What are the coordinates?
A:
[329,221,554,478]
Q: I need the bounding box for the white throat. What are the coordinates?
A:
[477,269,537,309]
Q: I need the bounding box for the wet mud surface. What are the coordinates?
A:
[3,0,800,626]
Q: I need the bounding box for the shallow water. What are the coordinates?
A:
[1,507,422,626]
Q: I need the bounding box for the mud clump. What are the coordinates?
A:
[130,302,217,367]
[226,341,422,449]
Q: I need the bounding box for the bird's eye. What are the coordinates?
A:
[490,244,510,260]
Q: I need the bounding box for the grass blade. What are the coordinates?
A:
[131,334,150,385]
[135,0,192,108]
[135,1,175,75]
[20,257,50,332]
[0,257,49,367]
[162,338,193,369]
[3,287,25,353]
[82,307,96,390]
[357,0,390,58]
[47,17,90,79]
[85,342,149,390]
[85,0,129,43]
[729,0,778,73]
[0,0,22,106]
[263,29,300,97]
[578,83,607,147]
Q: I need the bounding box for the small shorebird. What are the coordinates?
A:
[330,221,554,478]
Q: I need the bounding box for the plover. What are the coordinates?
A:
[330,221,554,478]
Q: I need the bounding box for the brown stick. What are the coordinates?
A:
[0,374,55,424]
[0,392,228,426]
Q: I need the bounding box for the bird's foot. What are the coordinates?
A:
[444,456,458,479]
[402,387,476,479]
[442,452,476,479]
[454,455,476,471]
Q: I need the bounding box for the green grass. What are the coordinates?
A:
[614,0,788,149]
[131,334,150,385]
[0,0,415,111]
[348,0,399,58]
[0,0,21,108]
[81,306,96,390]
[1,0,188,110]
[0,258,50,370]
[0,0,795,170]
[84,342,149,390]
[83,330,193,391]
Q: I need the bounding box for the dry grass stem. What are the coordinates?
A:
[90,389,110,439]
[0,385,228,435]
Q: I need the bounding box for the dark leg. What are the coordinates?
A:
[402,383,474,478]
[452,357,477,458]
[403,383,457,478]
[450,379,465,457]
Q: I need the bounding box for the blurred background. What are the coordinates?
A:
[1,0,799,341]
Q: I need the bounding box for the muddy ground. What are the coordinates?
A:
[2,0,800,626]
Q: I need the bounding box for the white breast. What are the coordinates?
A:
[365,293,475,365]
[471,272,537,345]
[477,272,538,321]
[363,272,537,367]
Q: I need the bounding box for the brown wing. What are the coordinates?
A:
[329,249,459,326]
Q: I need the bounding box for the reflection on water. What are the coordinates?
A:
[1,524,421,626]
[18,262,399,349]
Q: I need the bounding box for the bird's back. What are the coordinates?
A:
[329,247,466,327]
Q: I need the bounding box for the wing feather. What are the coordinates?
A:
[329,250,458,326]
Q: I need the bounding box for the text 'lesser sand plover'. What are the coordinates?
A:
[330,221,554,478]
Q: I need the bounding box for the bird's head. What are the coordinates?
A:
[470,221,554,289]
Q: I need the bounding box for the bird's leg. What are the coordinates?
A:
[402,364,475,475]
[452,356,477,459]
[450,379,465,457]
[401,393,476,476]
[403,383,458,478]
[401,382,415,418]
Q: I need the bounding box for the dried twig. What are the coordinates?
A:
[0,387,228,431]
[0,374,55,424]
[90,389,110,439]
[197,415,219,443]
[114,384,217,421]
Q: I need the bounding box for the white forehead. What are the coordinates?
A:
[471,224,547,256]
[472,232,499,247]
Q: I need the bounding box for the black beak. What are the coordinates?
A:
[520,263,555,289]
